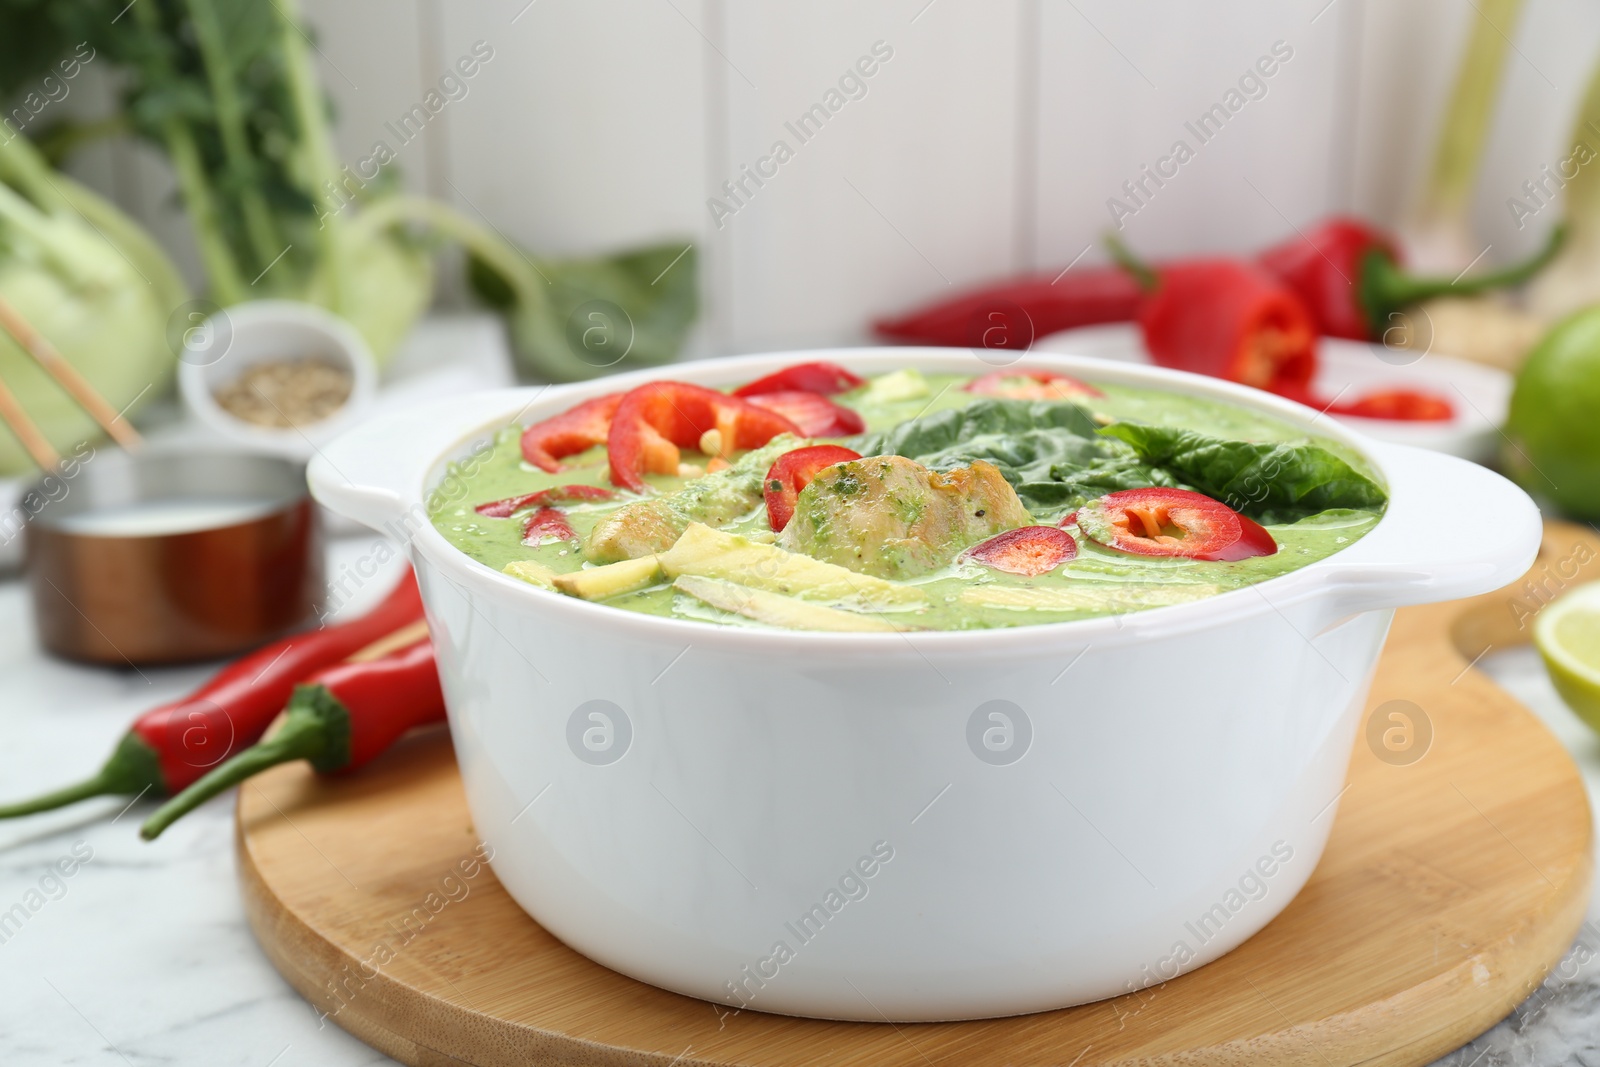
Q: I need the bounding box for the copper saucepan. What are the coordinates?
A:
[23,450,323,665]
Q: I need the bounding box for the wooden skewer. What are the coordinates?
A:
[0,369,61,471]
[0,295,143,450]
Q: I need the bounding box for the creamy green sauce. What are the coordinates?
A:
[428,373,1383,631]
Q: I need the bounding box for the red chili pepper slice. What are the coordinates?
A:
[733,361,866,397]
[520,392,625,472]
[1077,488,1276,562]
[763,445,862,532]
[1222,513,1279,562]
[475,484,616,518]
[608,382,802,493]
[142,638,446,840]
[744,391,865,436]
[521,506,577,544]
[965,370,1104,401]
[1323,389,1454,422]
[963,526,1078,576]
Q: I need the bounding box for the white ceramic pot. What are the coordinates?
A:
[309,349,1541,1022]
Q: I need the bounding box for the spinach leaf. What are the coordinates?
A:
[911,430,1183,510]
[853,399,1101,458]
[1098,422,1386,522]
[852,400,1164,513]
[852,401,1387,522]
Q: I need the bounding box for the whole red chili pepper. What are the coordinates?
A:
[873,267,1145,349]
[1108,236,1317,394]
[1108,236,1454,421]
[1257,217,1567,342]
[0,571,426,820]
[139,636,445,840]
[873,217,1563,352]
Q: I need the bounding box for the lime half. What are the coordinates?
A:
[1535,581,1600,733]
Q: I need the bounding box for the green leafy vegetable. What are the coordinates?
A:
[853,400,1171,513]
[469,241,699,382]
[852,401,1388,523]
[914,430,1179,511]
[854,399,1100,457]
[1099,422,1387,523]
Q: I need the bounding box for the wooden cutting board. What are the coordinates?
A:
[237,522,1599,1067]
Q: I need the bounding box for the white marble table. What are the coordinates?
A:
[2,533,1600,1067]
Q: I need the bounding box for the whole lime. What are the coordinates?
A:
[1505,306,1600,519]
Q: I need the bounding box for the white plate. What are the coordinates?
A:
[1034,323,1510,462]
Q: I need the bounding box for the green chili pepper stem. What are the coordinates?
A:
[1360,223,1568,331]
[139,686,349,841]
[0,774,125,819]
[0,734,164,819]
[1102,233,1160,293]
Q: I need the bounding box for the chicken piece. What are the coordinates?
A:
[584,436,799,563]
[779,456,1030,579]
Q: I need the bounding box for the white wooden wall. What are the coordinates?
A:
[61,0,1600,358]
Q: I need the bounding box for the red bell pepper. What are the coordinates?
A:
[141,637,446,840]
[608,382,802,493]
[874,267,1145,349]
[1257,217,1567,342]
[520,392,625,472]
[763,445,861,532]
[743,391,865,437]
[965,370,1103,401]
[733,361,866,397]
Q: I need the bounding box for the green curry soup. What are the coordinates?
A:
[428,369,1386,632]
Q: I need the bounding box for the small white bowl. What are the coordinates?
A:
[178,301,377,460]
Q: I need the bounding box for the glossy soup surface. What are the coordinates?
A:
[429,372,1384,631]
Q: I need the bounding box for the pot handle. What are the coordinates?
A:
[307,387,557,535]
[1311,440,1543,616]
